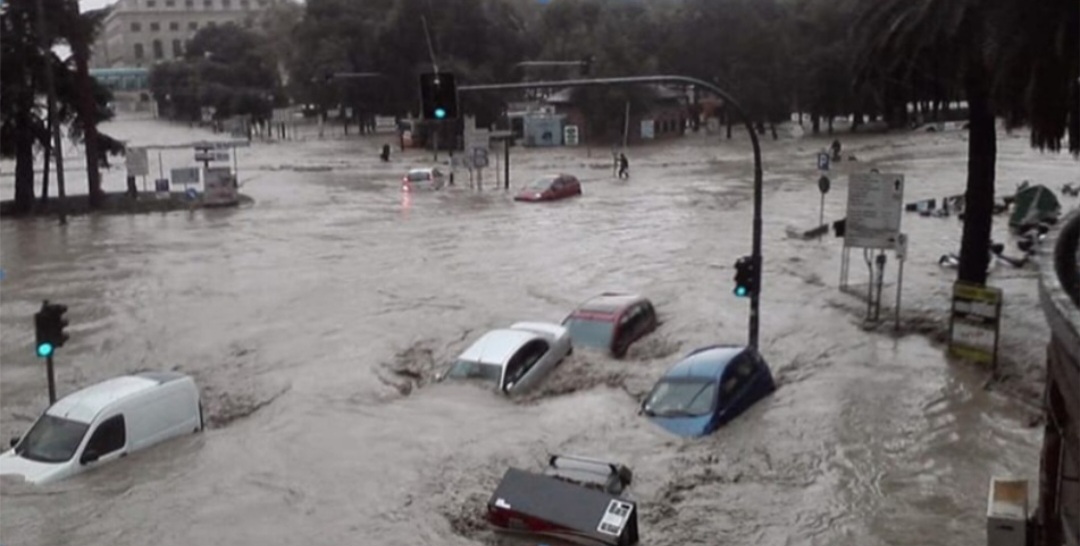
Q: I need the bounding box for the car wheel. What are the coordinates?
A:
[198,401,205,432]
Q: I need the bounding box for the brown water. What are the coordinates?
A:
[2,120,1070,546]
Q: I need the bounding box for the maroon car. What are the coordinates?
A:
[514,174,582,202]
[561,293,658,358]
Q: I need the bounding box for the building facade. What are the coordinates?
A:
[90,0,275,69]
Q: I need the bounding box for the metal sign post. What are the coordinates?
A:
[817,174,830,229]
[839,172,906,324]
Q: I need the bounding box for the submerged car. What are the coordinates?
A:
[641,344,775,437]
[438,322,572,396]
[543,454,633,497]
[402,167,446,192]
[561,293,657,358]
[514,174,582,202]
[0,372,203,485]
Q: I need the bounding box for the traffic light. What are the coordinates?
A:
[419,72,458,121]
[733,256,756,298]
[34,302,69,358]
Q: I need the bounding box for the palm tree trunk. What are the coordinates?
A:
[957,61,995,285]
[41,126,52,204]
[13,94,36,214]
[73,31,104,208]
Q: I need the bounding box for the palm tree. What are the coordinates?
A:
[855,0,1078,286]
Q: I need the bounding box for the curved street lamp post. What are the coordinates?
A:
[459,75,765,349]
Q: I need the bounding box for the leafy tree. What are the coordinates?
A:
[1,0,122,214]
[150,23,281,123]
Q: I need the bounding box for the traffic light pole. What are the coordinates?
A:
[46,355,57,404]
[459,75,764,349]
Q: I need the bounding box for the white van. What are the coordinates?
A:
[0,371,203,485]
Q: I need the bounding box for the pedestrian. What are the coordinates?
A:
[830,139,842,161]
[380,144,391,162]
[618,153,630,179]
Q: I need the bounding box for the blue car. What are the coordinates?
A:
[640,344,776,437]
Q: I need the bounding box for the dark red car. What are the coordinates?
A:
[514,174,582,202]
[561,293,658,358]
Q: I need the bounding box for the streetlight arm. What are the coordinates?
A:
[459,75,764,349]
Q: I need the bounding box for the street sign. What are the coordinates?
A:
[171,167,200,185]
[948,282,1003,366]
[817,151,830,171]
[843,172,904,249]
[564,125,580,146]
[472,148,489,168]
[194,151,230,162]
[126,147,149,176]
[818,175,830,194]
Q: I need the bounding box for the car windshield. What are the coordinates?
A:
[407,171,431,182]
[445,360,502,384]
[527,177,556,190]
[643,379,716,417]
[14,414,90,463]
[563,317,615,349]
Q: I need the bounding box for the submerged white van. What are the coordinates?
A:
[0,371,203,485]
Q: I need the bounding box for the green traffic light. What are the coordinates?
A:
[434,108,446,119]
[735,286,748,297]
[36,342,54,358]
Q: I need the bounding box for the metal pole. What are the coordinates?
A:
[46,354,57,404]
[459,75,765,349]
[819,193,825,230]
[895,255,904,331]
[504,138,510,191]
[35,0,67,225]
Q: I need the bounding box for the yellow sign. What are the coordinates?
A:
[948,281,1003,366]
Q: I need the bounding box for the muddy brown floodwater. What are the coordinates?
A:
[2,118,1077,545]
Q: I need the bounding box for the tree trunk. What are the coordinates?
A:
[13,95,36,214]
[769,123,777,140]
[827,116,834,134]
[957,62,996,286]
[73,33,103,208]
[811,114,820,134]
[41,131,52,204]
[725,110,732,139]
[851,111,864,133]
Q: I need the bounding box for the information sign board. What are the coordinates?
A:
[844,172,904,249]
[948,282,1003,366]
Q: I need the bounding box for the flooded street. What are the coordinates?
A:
[2,118,1076,545]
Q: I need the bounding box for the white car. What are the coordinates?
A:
[438,322,572,395]
[401,167,446,192]
[1,372,203,485]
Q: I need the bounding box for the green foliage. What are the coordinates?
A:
[149,23,282,122]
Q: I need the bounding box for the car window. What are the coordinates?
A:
[505,340,549,388]
[407,171,430,182]
[15,415,90,463]
[433,169,443,177]
[84,415,126,458]
[720,356,756,395]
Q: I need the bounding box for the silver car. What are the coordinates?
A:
[438,322,572,396]
[401,167,446,192]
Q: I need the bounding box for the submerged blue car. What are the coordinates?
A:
[640,344,776,437]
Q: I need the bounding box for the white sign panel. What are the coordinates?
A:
[564,125,580,146]
[125,147,149,176]
[640,119,655,140]
[271,108,292,123]
[844,172,904,249]
[463,128,490,159]
[203,167,237,206]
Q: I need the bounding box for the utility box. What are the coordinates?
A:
[987,477,1029,546]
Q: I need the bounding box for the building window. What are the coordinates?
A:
[152,39,163,59]
[204,0,212,7]
[146,0,156,6]
[240,0,249,7]
[185,0,193,6]
[134,43,145,59]
[188,21,197,30]
[169,21,179,30]
[172,39,182,57]
[222,0,230,7]
[130,22,141,31]
[165,0,175,5]
[257,0,267,5]
[149,22,160,31]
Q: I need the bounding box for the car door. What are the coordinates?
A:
[715,355,759,424]
[613,306,645,355]
[79,414,127,468]
[549,178,565,198]
[505,339,551,393]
